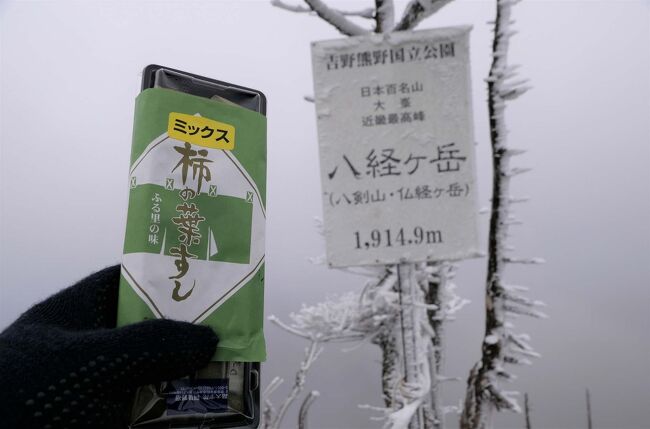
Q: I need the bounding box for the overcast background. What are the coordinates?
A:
[1,1,649,428]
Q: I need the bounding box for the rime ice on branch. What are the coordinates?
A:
[263,272,394,429]
[272,0,456,34]
[265,261,468,429]
[460,1,545,428]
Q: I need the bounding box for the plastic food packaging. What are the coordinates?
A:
[117,65,267,428]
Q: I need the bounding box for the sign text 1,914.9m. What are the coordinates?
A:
[354,226,443,250]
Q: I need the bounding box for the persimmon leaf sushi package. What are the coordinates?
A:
[117,66,266,428]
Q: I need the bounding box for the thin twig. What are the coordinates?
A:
[270,340,322,429]
[262,377,283,428]
[262,401,274,429]
[298,391,321,429]
[263,376,284,397]
[303,0,370,36]
[524,392,531,429]
[268,315,311,340]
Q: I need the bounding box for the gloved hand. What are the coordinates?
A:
[0,265,219,429]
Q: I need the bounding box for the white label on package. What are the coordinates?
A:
[311,26,480,267]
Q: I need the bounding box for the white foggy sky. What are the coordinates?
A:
[1,1,649,428]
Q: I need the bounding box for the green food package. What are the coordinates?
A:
[116,72,266,427]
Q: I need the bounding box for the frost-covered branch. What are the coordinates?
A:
[268,288,389,344]
[422,262,468,428]
[394,0,455,31]
[460,1,544,428]
[271,0,375,19]
[262,377,283,428]
[264,272,400,428]
[268,315,312,340]
[268,263,459,429]
[270,0,311,13]
[346,8,376,19]
[298,390,320,429]
[375,0,395,33]
[303,0,371,35]
[268,340,323,429]
[271,0,371,36]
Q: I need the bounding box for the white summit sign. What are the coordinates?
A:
[311,26,480,267]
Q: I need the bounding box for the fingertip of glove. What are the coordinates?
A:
[140,319,219,355]
[123,320,219,382]
[193,324,220,349]
[83,264,122,284]
[182,323,220,357]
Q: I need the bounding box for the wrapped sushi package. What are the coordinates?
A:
[117,66,266,428]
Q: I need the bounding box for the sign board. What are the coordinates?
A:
[311,26,480,267]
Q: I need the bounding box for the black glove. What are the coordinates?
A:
[0,265,219,429]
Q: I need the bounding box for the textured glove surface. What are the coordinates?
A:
[0,265,219,429]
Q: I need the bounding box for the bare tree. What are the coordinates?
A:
[459,1,545,428]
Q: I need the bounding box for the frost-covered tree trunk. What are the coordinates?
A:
[423,262,463,428]
[370,262,467,429]
[370,264,437,429]
[460,1,545,428]
[376,322,400,409]
[398,264,426,427]
[423,267,445,429]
